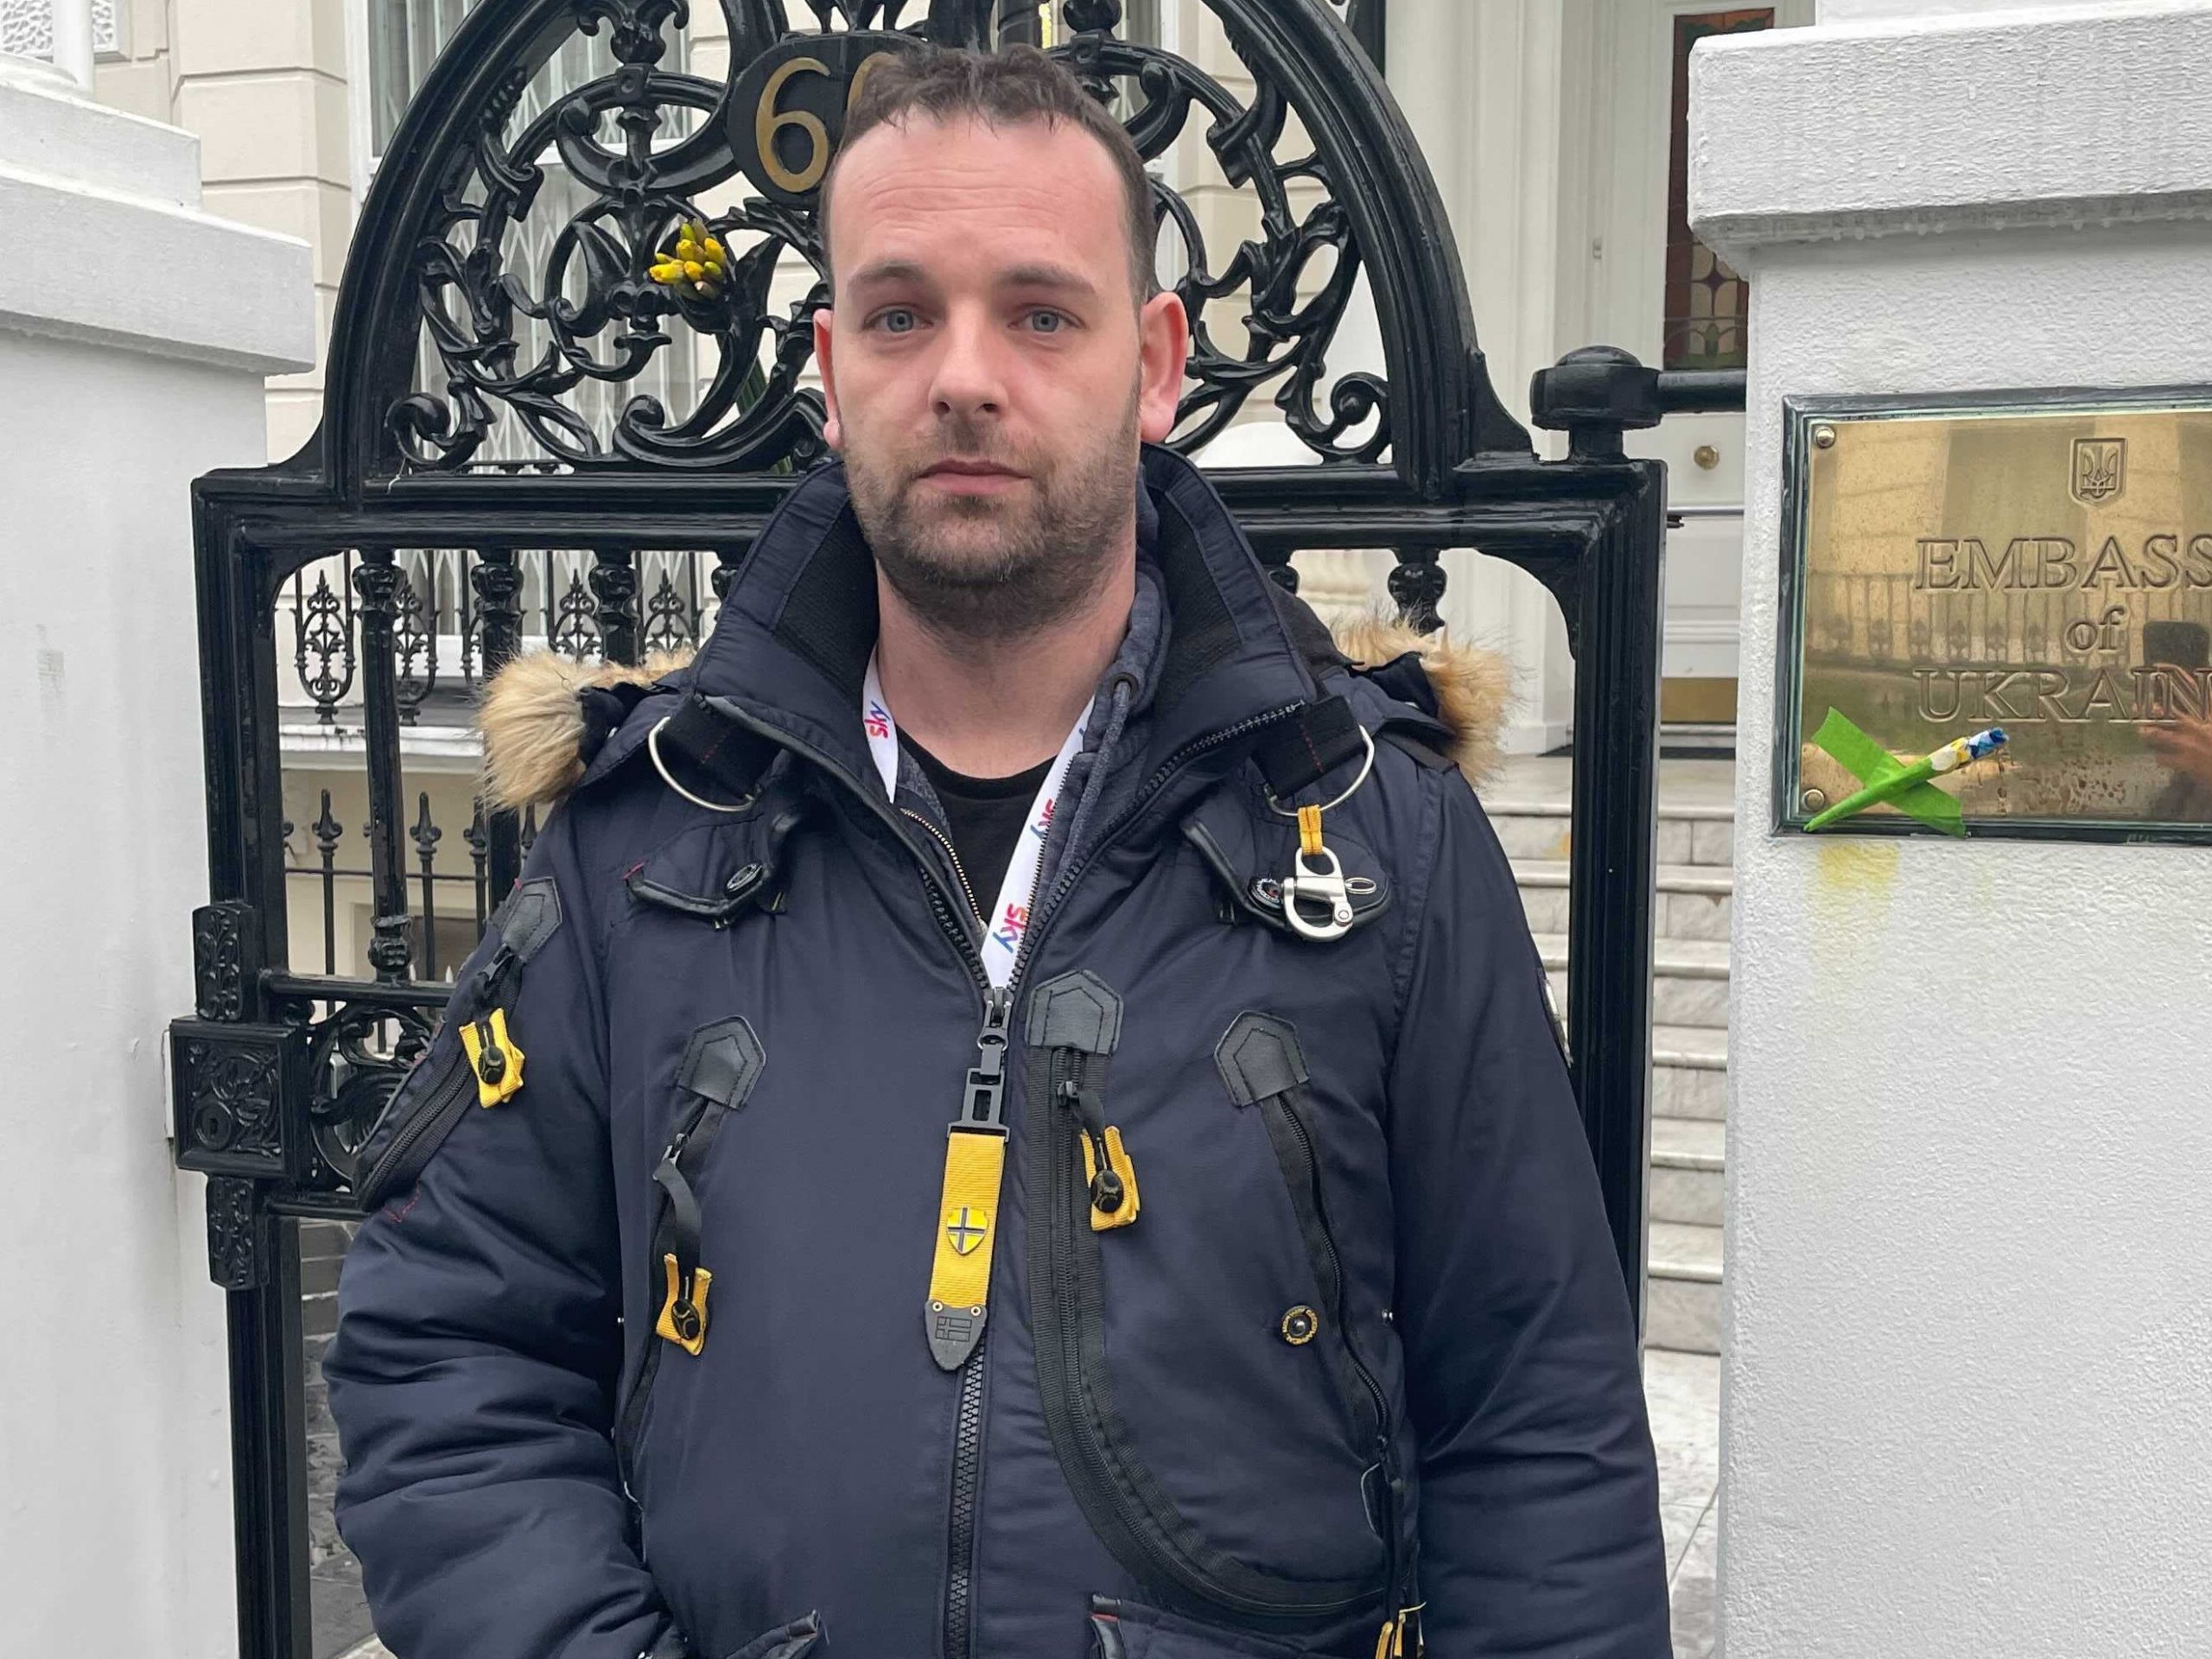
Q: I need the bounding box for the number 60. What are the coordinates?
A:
[753,49,895,196]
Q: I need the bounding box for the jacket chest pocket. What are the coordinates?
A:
[1023,974,1394,1630]
[1214,1014,1392,1468]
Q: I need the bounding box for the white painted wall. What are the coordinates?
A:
[1693,7,2212,1656]
[0,52,313,1652]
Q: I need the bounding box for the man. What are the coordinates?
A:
[327,45,1669,1659]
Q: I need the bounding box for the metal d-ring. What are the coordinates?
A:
[647,716,758,815]
[1265,725,1377,819]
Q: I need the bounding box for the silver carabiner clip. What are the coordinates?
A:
[1281,845,1355,942]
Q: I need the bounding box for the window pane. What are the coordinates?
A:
[366,0,691,166]
[1662,10,1770,372]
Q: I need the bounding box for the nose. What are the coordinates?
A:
[927,305,1006,426]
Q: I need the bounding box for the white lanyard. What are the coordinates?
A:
[863,655,1091,988]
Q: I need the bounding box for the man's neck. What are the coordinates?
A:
[874,557,1137,779]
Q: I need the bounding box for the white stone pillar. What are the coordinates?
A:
[1693,5,2212,1656]
[0,54,313,1655]
[49,0,93,86]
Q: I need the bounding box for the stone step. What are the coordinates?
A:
[1647,1219,1723,1356]
[1539,935,1731,1030]
[1650,1117,1726,1227]
[1512,860,1732,942]
[1486,799,1735,869]
[1655,1024,1729,1122]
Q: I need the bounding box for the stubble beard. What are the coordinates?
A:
[845,387,1141,644]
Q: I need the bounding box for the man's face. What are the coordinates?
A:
[815,114,1189,638]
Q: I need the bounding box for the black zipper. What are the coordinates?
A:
[1268,1090,1391,1455]
[901,806,985,931]
[1056,1061,1128,1219]
[940,982,1012,1659]
[354,1043,475,1211]
[355,947,517,1210]
[614,1088,717,1499]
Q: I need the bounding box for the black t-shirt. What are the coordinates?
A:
[899,733,1057,917]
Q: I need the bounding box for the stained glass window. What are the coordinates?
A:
[1663,9,1771,371]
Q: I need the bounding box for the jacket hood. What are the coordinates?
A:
[477,616,1508,814]
[475,454,1511,813]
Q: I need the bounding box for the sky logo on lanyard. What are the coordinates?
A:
[862,650,1088,988]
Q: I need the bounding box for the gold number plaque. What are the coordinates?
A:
[1778,391,2212,840]
[728,32,917,206]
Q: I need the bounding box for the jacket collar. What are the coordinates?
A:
[683,443,1322,794]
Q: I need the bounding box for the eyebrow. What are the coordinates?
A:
[845,258,932,296]
[999,263,1100,302]
[842,258,1101,304]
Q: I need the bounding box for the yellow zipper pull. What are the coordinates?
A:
[1077,1122,1141,1232]
[655,1252,711,1356]
[1061,1076,1140,1231]
[458,1007,525,1107]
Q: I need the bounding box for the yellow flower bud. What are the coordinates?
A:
[649,262,681,283]
[683,261,706,281]
[702,236,726,261]
[676,240,698,262]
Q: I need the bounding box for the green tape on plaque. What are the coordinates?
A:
[1805,709,2007,836]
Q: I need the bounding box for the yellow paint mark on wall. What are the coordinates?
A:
[1809,838,1902,981]
[1811,836,1900,925]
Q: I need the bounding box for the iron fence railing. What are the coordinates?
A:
[283,788,541,979]
[286,542,731,726]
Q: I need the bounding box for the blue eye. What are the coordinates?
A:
[877,308,918,334]
[1027,310,1065,334]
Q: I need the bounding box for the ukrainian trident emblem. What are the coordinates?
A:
[2071,436,2125,505]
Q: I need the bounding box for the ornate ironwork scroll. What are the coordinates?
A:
[364,0,1491,480]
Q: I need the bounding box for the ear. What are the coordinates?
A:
[814,308,843,451]
[1136,289,1190,446]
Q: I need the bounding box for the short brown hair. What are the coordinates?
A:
[818,44,1160,304]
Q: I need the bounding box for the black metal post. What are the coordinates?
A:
[1530,346,1669,1319]
[414,792,442,978]
[590,546,640,668]
[313,791,341,977]
[224,1221,312,1659]
[1567,477,1666,1319]
[353,552,416,982]
[473,550,524,901]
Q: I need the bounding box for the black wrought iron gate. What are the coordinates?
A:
[168,2,1733,1651]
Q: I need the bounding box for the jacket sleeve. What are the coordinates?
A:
[1384,775,1670,1656]
[324,810,677,1659]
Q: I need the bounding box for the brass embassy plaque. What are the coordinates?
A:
[1778,391,2212,840]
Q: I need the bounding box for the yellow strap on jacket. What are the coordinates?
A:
[924,1123,1007,1370]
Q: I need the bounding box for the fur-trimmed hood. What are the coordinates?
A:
[477,616,1508,814]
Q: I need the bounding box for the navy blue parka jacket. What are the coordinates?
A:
[325,445,1669,1659]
